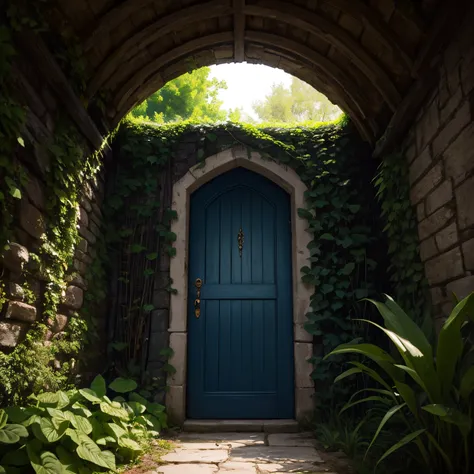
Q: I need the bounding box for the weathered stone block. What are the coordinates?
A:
[409,146,432,184]
[425,180,453,216]
[440,88,463,125]
[5,301,37,322]
[20,199,45,239]
[295,388,314,423]
[432,101,471,158]
[416,100,439,152]
[462,238,474,271]
[148,331,169,362]
[410,162,444,205]
[166,385,185,425]
[79,207,89,226]
[80,196,92,212]
[7,283,24,300]
[63,286,84,309]
[425,247,464,285]
[0,321,27,348]
[418,206,454,240]
[49,314,68,333]
[435,223,459,252]
[153,289,170,309]
[294,343,314,389]
[444,122,474,185]
[25,175,45,210]
[73,258,87,274]
[294,323,313,342]
[77,238,88,254]
[446,276,474,300]
[78,225,96,244]
[416,202,425,222]
[65,273,87,290]
[430,287,446,306]
[169,332,186,385]
[89,221,100,237]
[420,237,438,262]
[151,309,169,333]
[1,243,29,273]
[455,175,474,230]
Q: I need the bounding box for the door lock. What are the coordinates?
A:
[194,278,203,318]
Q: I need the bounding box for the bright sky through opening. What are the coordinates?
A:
[209,63,293,120]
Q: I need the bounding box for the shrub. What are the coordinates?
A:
[0,375,167,474]
[326,292,474,474]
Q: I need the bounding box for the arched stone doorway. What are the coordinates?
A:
[167,146,314,424]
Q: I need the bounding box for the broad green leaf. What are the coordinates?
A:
[422,404,472,436]
[118,437,142,451]
[129,392,148,407]
[460,366,474,400]
[334,367,361,383]
[78,389,101,404]
[366,404,406,456]
[32,418,68,443]
[146,403,165,417]
[75,434,116,470]
[127,401,146,416]
[377,429,426,466]
[437,293,474,398]
[109,377,137,393]
[56,446,80,474]
[27,441,63,474]
[105,422,127,439]
[96,436,116,446]
[99,402,130,420]
[340,262,355,275]
[0,424,28,444]
[340,395,392,414]
[394,381,418,417]
[90,375,106,398]
[4,407,33,423]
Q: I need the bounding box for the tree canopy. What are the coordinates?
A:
[130,67,342,125]
[253,78,341,123]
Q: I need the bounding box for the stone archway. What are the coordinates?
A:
[166,145,315,424]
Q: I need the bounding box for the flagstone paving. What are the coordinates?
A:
[152,432,342,473]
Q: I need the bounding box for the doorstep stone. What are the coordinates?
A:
[177,433,265,446]
[229,446,323,464]
[179,442,233,450]
[267,432,317,447]
[183,420,264,432]
[161,449,229,464]
[157,465,218,473]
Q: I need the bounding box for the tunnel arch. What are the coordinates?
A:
[53,0,440,143]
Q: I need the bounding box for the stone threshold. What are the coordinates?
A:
[182,419,299,433]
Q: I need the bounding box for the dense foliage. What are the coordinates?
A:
[107,118,387,405]
[374,153,429,322]
[0,375,167,474]
[328,293,474,474]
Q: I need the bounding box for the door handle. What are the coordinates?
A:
[194,278,203,318]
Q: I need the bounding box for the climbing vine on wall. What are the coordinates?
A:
[105,118,387,406]
[374,152,429,322]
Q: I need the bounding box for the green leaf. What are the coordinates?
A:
[1,447,29,466]
[320,233,334,241]
[109,377,138,393]
[17,137,25,147]
[340,262,355,275]
[56,446,80,474]
[76,438,116,470]
[118,437,142,451]
[127,401,146,416]
[99,402,130,420]
[37,392,69,409]
[90,375,106,398]
[366,404,407,457]
[0,410,7,429]
[297,208,312,220]
[376,429,426,466]
[78,389,101,404]
[129,392,149,407]
[105,422,127,439]
[32,418,68,443]
[460,366,474,400]
[27,441,63,474]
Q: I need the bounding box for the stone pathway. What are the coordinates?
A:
[153,432,341,473]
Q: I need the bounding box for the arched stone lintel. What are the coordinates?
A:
[167,146,315,424]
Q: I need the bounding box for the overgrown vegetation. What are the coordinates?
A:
[326,292,474,474]
[0,375,167,474]
[107,118,386,406]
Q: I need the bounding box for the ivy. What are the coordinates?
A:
[106,118,385,405]
[374,152,429,322]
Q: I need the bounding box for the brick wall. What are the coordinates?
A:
[405,10,474,323]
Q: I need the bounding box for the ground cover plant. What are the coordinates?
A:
[0,375,167,474]
[326,292,474,474]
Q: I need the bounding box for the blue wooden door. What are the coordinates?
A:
[187,168,294,419]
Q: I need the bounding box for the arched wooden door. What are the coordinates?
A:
[187,168,294,419]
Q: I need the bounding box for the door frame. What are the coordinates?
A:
[166,146,315,424]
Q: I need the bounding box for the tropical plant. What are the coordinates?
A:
[0,375,167,474]
[326,292,474,474]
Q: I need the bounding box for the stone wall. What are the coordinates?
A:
[0,48,106,355]
[405,9,474,323]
